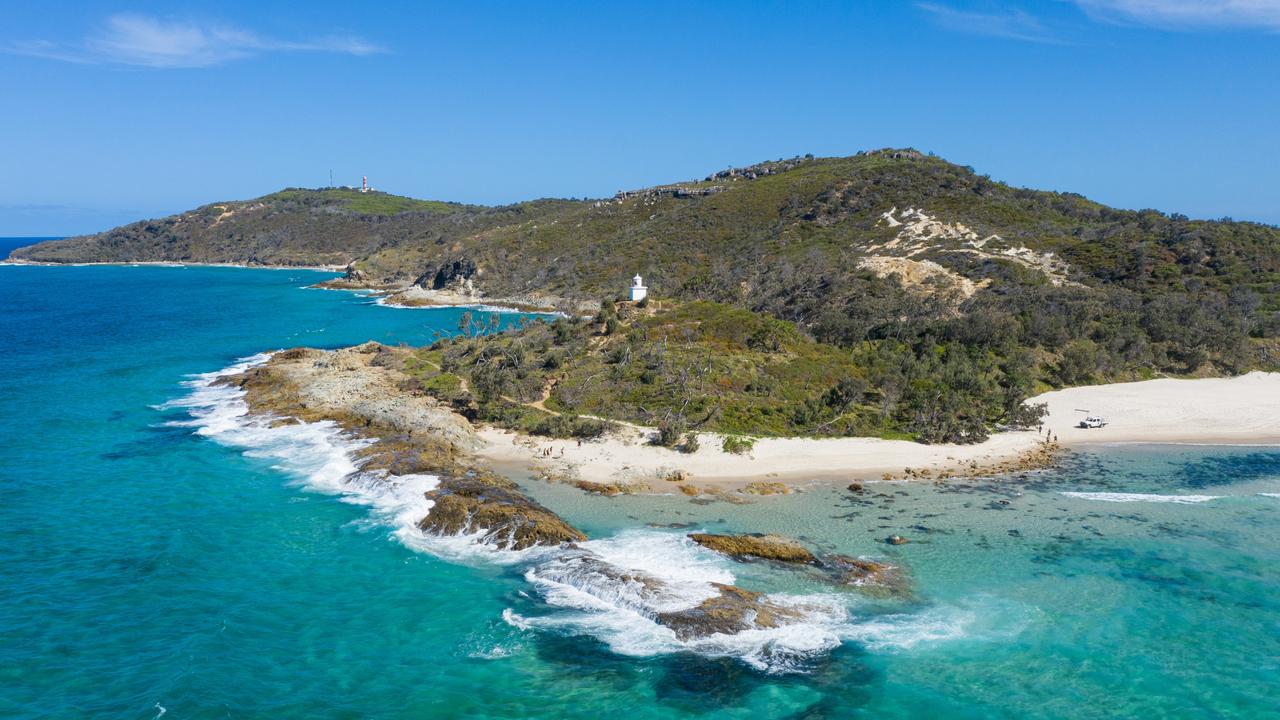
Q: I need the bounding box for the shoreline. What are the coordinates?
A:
[1,258,348,272]
[349,282,591,315]
[474,371,1280,492]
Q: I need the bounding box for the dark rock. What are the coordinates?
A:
[416,257,477,290]
[419,471,586,550]
[885,535,909,545]
[821,554,912,598]
[656,583,799,640]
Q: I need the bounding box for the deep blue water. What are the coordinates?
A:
[0,237,52,257]
[1,259,1278,719]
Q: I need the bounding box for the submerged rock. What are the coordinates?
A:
[821,554,912,598]
[420,471,586,550]
[656,583,799,640]
[573,480,644,496]
[740,481,791,496]
[886,534,909,545]
[689,533,816,564]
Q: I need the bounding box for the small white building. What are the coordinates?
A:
[629,273,648,302]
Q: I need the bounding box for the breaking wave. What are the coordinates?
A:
[1059,492,1222,504]
[164,354,982,673]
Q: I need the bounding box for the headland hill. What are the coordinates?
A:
[10,148,1280,504]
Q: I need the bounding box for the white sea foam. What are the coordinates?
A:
[1059,491,1222,504]
[168,354,977,673]
[840,607,975,651]
[513,531,857,672]
[1259,493,1280,498]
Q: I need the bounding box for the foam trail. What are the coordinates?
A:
[840,607,974,651]
[167,355,979,673]
[1059,491,1221,504]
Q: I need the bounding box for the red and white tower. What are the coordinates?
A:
[362,176,368,192]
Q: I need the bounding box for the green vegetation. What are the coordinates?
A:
[265,188,461,216]
[11,148,1279,444]
[403,300,1044,443]
[722,435,755,455]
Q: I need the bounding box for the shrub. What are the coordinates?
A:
[654,414,688,447]
[680,432,700,453]
[721,435,755,455]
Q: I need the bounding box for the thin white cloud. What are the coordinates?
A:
[1072,1,1280,30]
[916,2,1065,43]
[6,14,385,68]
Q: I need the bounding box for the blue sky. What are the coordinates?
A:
[2,0,1278,235]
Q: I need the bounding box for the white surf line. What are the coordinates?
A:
[165,354,978,674]
[1059,491,1221,504]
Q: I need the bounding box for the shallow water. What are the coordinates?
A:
[1,261,1278,719]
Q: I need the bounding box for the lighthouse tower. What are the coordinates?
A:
[629,274,648,302]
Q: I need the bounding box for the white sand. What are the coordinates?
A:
[474,372,1280,486]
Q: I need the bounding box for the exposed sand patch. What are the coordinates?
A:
[868,207,1073,286]
[858,255,990,300]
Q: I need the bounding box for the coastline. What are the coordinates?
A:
[1,258,349,272]
[475,371,1280,492]
[355,283,591,315]
[214,342,1280,496]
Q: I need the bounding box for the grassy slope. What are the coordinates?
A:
[10,150,1279,442]
[405,300,1002,443]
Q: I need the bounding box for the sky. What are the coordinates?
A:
[1,0,1278,235]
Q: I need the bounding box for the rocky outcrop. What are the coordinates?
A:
[415,257,477,290]
[689,533,816,564]
[656,583,799,640]
[691,532,913,598]
[420,471,586,550]
[740,481,791,496]
[221,343,478,451]
[573,480,646,496]
[223,344,587,551]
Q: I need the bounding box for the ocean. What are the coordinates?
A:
[1,255,1278,719]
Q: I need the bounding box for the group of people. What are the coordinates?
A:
[1037,424,1058,443]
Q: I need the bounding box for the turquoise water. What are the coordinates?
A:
[1,260,1278,719]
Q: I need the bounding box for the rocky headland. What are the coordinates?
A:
[214,343,918,639]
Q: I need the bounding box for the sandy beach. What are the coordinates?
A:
[475,371,1280,489]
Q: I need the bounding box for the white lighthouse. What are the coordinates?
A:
[629,273,648,302]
